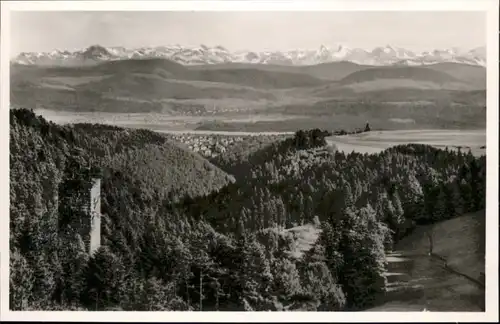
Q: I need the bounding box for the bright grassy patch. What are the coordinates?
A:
[284,224,322,259]
[327,129,486,157]
[396,210,485,281]
[370,211,486,311]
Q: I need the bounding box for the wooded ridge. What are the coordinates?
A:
[10,109,486,311]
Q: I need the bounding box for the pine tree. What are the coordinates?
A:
[405,173,425,221]
[271,258,302,301]
[189,223,216,311]
[390,190,405,239]
[340,179,354,211]
[10,249,35,310]
[297,191,305,224]
[171,238,193,308]
[318,221,343,278]
[235,234,274,310]
[83,247,126,310]
[459,180,474,213]
[445,182,463,218]
[337,206,387,310]
[30,252,57,306]
[433,186,448,222]
[302,261,345,311]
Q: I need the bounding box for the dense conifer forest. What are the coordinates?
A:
[10,109,486,311]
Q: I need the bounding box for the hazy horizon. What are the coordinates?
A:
[11,11,486,57]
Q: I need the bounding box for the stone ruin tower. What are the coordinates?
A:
[87,178,101,255]
[59,167,102,256]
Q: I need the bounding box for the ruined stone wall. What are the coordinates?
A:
[89,178,101,255]
[58,177,101,255]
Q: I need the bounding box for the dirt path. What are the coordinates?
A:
[367,212,486,312]
[429,253,485,290]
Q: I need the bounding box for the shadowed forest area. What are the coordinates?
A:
[10,109,486,311]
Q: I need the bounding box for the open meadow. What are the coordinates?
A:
[367,211,485,312]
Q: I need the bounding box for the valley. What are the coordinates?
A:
[33,105,487,159]
[11,55,486,134]
[8,43,489,314]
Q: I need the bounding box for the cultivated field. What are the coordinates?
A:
[33,109,304,132]
[327,129,486,156]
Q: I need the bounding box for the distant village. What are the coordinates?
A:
[166,133,289,158]
[163,123,373,159]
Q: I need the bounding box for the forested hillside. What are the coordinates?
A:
[10,109,486,311]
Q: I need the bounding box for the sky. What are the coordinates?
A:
[10,11,486,56]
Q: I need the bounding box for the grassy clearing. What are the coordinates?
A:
[284,224,322,259]
[280,211,486,311]
[396,210,485,282]
[368,210,486,312]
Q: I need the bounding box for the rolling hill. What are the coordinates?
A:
[423,62,486,89]
[10,58,486,126]
[11,61,282,112]
[340,66,461,85]
[10,58,327,113]
[188,61,372,81]
[11,58,327,90]
[299,61,373,81]
[190,62,486,89]
[10,109,235,201]
[10,108,487,312]
[299,65,485,96]
[105,142,236,200]
[75,74,276,100]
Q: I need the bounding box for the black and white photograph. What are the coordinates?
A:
[1,0,498,322]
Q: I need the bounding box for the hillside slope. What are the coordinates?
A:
[11,59,485,118]
[396,210,485,281]
[366,210,485,311]
[9,117,486,312]
[11,58,327,90]
[339,66,459,84]
[10,109,233,202]
[424,63,486,89]
[10,73,276,113]
[188,61,486,85]
[10,58,328,113]
[188,61,372,81]
[107,143,235,200]
[332,65,484,92]
[299,61,372,80]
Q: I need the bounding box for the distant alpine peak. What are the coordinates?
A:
[12,43,487,67]
[318,43,344,51]
[80,45,112,59]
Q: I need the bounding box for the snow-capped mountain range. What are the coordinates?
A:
[12,44,487,67]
